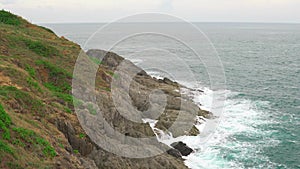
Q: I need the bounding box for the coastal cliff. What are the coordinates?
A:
[0,10,210,168]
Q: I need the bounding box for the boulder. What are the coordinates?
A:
[171,141,193,156]
[167,148,182,158]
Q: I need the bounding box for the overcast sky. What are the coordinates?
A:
[0,0,299,23]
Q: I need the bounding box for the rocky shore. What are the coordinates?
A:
[0,10,211,168]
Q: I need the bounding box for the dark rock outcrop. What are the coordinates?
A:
[171,142,194,156]
[167,148,183,158]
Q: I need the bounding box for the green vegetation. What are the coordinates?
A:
[12,139,25,147]
[35,60,72,79]
[112,73,119,79]
[43,82,73,107]
[0,86,45,115]
[38,26,55,34]
[89,56,102,65]
[87,104,97,115]
[36,60,73,106]
[79,133,85,139]
[56,93,73,106]
[44,82,71,93]
[73,97,84,107]
[13,127,35,142]
[107,71,114,76]
[73,149,79,154]
[65,107,72,114]
[13,127,57,158]
[35,137,56,158]
[58,143,64,149]
[0,140,14,155]
[0,10,21,26]
[0,104,12,140]
[25,64,36,77]
[0,11,93,168]
[24,39,58,57]
[102,87,111,92]
[27,77,42,92]
[5,34,58,58]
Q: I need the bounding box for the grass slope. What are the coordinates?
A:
[0,10,107,168]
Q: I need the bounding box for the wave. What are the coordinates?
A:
[183,86,282,169]
[143,75,281,168]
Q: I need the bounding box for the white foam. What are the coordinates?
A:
[141,72,279,168]
[183,91,280,169]
[147,71,165,80]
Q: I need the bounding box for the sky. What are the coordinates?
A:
[0,0,299,23]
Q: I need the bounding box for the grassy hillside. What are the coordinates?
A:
[0,10,100,168]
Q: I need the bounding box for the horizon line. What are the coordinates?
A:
[39,21,300,25]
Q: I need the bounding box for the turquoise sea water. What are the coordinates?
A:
[45,23,300,169]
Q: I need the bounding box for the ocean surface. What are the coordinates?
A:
[44,23,300,169]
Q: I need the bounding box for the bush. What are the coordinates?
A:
[0,10,21,26]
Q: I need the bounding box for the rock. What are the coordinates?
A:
[158,77,178,86]
[171,141,193,156]
[167,148,182,158]
[56,119,94,156]
[86,49,124,68]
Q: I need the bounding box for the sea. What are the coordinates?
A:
[44,22,300,169]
